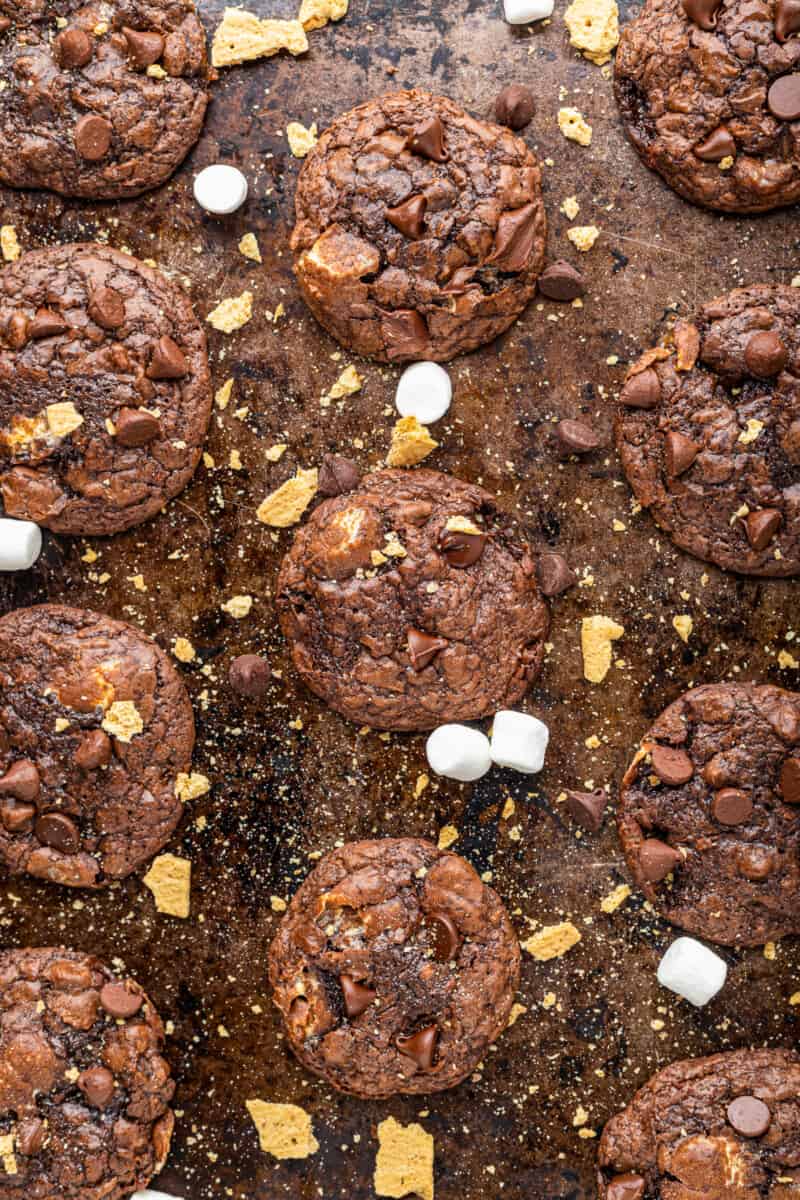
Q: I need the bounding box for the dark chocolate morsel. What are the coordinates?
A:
[408,116,448,161]
[556,418,600,454]
[776,0,800,40]
[78,1066,116,1108]
[639,837,681,882]
[681,0,722,28]
[29,307,68,340]
[74,114,112,162]
[744,508,782,551]
[54,28,93,68]
[100,981,144,1018]
[727,1095,771,1138]
[768,74,800,121]
[146,335,188,380]
[340,974,376,1018]
[426,912,460,960]
[650,745,694,785]
[620,368,661,409]
[537,260,585,301]
[744,330,789,377]
[115,408,160,448]
[486,203,539,272]
[386,195,427,239]
[35,812,80,853]
[779,756,800,804]
[712,788,753,825]
[123,27,165,68]
[381,310,429,361]
[494,84,536,129]
[694,126,736,162]
[88,286,126,330]
[0,759,40,801]
[407,629,448,671]
[439,528,487,568]
[318,454,362,497]
[229,654,271,697]
[536,552,577,596]
[74,729,112,771]
[396,1024,438,1069]
[565,788,607,832]
[664,430,700,477]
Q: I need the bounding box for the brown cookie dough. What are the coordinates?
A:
[268,838,520,1098]
[616,284,800,577]
[598,1048,800,1199]
[0,1,210,200]
[0,604,195,889]
[0,242,212,537]
[290,89,547,362]
[0,947,175,1199]
[614,0,800,213]
[276,468,550,731]
[618,682,800,946]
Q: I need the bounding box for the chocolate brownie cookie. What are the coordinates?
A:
[0,604,195,888]
[0,947,175,1199]
[268,838,520,1098]
[0,242,212,536]
[598,1048,800,1199]
[0,1,210,200]
[276,468,550,730]
[614,0,800,212]
[618,682,800,946]
[290,89,547,362]
[616,284,800,577]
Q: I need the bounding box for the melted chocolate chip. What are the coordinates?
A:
[407,628,448,671]
[74,729,112,771]
[426,912,460,960]
[712,788,753,826]
[381,309,429,361]
[146,334,188,380]
[54,28,93,69]
[776,0,800,40]
[386,195,427,239]
[744,330,789,377]
[439,527,487,568]
[727,1095,771,1138]
[0,802,36,834]
[486,203,539,272]
[35,812,80,853]
[779,756,800,804]
[115,407,160,448]
[29,308,68,340]
[0,759,40,802]
[768,74,800,121]
[340,974,376,1018]
[123,27,165,68]
[744,508,782,551]
[681,0,722,28]
[650,745,694,785]
[664,430,700,477]
[639,837,681,882]
[607,1176,645,1200]
[408,116,448,162]
[694,125,736,161]
[396,1024,438,1069]
[100,981,143,1018]
[620,368,661,409]
[78,1066,115,1108]
[74,114,112,161]
[318,454,362,497]
[88,286,126,330]
[537,260,586,301]
[556,418,600,454]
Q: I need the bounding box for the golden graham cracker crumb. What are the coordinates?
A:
[207,291,253,333]
[738,418,764,445]
[215,378,234,410]
[445,514,481,535]
[413,773,430,798]
[211,8,308,67]
[0,1133,17,1176]
[287,121,318,158]
[764,941,777,960]
[300,0,348,30]
[101,700,143,744]
[221,594,253,619]
[506,1002,527,1028]
[386,416,438,467]
[581,615,624,683]
[558,107,592,146]
[437,824,459,850]
[46,402,84,438]
[0,226,21,263]
[790,992,800,1005]
[265,443,287,462]
[374,1117,434,1200]
[175,772,211,802]
[238,232,262,263]
[246,1100,319,1160]
[673,614,693,643]
[564,0,619,64]
[567,224,600,252]
[143,853,191,919]
[325,364,362,402]
[523,921,582,961]
[560,195,580,219]
[270,895,287,912]
[257,467,318,526]
[600,884,631,913]
[778,649,799,669]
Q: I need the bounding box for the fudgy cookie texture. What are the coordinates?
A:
[0,604,195,889]
[0,0,210,200]
[0,242,212,536]
[616,284,800,577]
[0,947,174,1199]
[618,682,800,946]
[276,468,550,730]
[268,838,520,1098]
[290,89,547,361]
[614,0,800,212]
[597,1048,800,1199]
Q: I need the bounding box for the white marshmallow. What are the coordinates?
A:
[395,362,452,424]
[193,164,248,215]
[503,0,555,21]
[490,710,549,774]
[0,518,42,571]
[132,1191,184,1200]
[657,936,728,1008]
[426,724,492,782]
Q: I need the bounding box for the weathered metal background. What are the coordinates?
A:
[0,1,797,1197]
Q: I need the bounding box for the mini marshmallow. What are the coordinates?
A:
[0,518,42,572]
[395,362,452,424]
[426,724,492,782]
[193,164,248,215]
[490,710,549,774]
[657,936,728,1007]
[132,1191,184,1200]
[503,0,555,21]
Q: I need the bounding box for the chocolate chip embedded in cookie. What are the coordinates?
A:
[268,838,520,1098]
[0,243,212,536]
[0,1,210,199]
[618,682,800,946]
[0,947,175,1199]
[614,0,800,212]
[290,89,547,362]
[0,604,195,889]
[616,284,800,577]
[275,468,550,731]
[597,1048,800,1199]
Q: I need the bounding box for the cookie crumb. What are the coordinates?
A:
[143,853,191,918]
[299,0,349,30]
[246,1100,319,1160]
[215,379,234,409]
[374,1117,434,1200]
[325,364,362,402]
[600,883,631,913]
[437,824,459,849]
[673,614,693,643]
[567,225,600,252]
[175,771,211,802]
[173,637,196,663]
[46,401,84,438]
[221,594,253,619]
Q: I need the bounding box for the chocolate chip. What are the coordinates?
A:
[229,654,270,697]
[122,27,165,68]
[0,801,35,833]
[386,195,427,239]
[651,745,694,785]
[381,309,429,360]
[744,508,782,551]
[78,1066,115,1108]
[536,552,577,596]
[681,0,722,27]
[639,837,681,882]
[74,113,112,161]
[565,788,607,832]
[439,527,487,568]
[29,307,68,340]
[738,846,775,879]
[494,84,536,129]
[146,334,188,380]
[74,729,112,771]
[664,430,700,477]
[318,454,362,497]
[768,74,800,121]
[744,330,789,377]
[537,260,586,301]
[54,28,93,69]
[712,787,753,826]
[115,407,160,448]
[408,116,448,161]
[88,286,125,330]
[776,0,800,40]
[694,125,736,161]
[35,812,80,853]
[487,203,539,272]
[0,760,40,802]
[442,266,478,295]
[607,1176,645,1200]
[396,1024,438,1069]
[727,1095,771,1138]
[779,756,800,804]
[6,312,29,349]
[426,912,460,961]
[340,974,376,1018]
[556,418,600,454]
[100,981,143,1018]
[620,368,661,409]
[407,629,448,671]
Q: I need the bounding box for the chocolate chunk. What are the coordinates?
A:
[340,974,376,1018]
[0,801,35,833]
[6,312,29,349]
[664,430,700,477]
[776,0,800,40]
[744,330,789,377]
[78,1066,115,1108]
[74,729,112,771]
[486,203,539,272]
[537,260,585,301]
[100,980,143,1018]
[88,286,126,330]
[779,756,800,804]
[407,629,448,671]
[115,407,160,448]
[681,0,722,27]
[381,309,429,360]
[650,745,694,785]
[229,654,270,697]
[712,788,753,825]
[744,508,782,551]
[620,368,661,409]
[426,912,460,961]
[408,116,448,161]
[536,552,577,596]
[396,1025,438,1069]
[439,527,487,568]
[694,126,736,162]
[29,307,68,340]
[0,760,40,802]
[386,195,427,239]
[74,113,112,161]
[768,74,800,121]
[15,1117,46,1157]
[123,27,165,68]
[727,1095,771,1138]
[35,812,80,853]
[565,788,608,832]
[318,454,362,497]
[146,334,189,380]
[494,84,536,130]
[639,837,681,882]
[556,418,600,454]
[607,1176,645,1200]
[54,28,93,69]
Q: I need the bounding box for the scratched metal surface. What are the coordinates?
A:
[0,1,798,1197]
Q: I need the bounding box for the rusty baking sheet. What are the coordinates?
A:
[0,0,798,1197]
